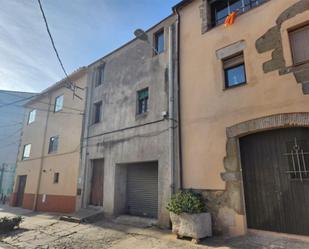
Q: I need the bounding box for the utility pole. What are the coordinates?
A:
[0,163,5,194]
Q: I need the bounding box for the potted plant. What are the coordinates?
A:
[0,216,24,234]
[167,191,212,243]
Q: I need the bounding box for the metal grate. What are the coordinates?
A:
[284,138,309,181]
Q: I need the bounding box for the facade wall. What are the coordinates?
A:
[178,0,309,235]
[0,90,35,197]
[12,71,87,213]
[79,15,177,227]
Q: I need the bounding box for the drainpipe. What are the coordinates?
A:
[168,23,176,195]
[175,8,183,190]
[33,93,51,211]
[81,71,94,208]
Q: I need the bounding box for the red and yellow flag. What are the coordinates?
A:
[224,11,237,27]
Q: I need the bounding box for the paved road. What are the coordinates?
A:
[1,205,309,249]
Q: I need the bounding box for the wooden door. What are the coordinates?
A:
[240,128,309,236]
[16,175,27,207]
[90,159,104,206]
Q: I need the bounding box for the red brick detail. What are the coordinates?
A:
[10,192,17,206]
[36,195,76,213]
[22,193,35,210]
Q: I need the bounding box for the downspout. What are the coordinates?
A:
[175,8,183,190]
[77,84,88,210]
[168,23,175,195]
[81,71,94,208]
[33,93,52,211]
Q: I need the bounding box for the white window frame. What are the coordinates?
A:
[28,109,36,124]
[54,95,64,112]
[22,144,31,160]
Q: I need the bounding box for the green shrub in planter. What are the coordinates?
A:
[167,191,206,215]
[0,216,24,234]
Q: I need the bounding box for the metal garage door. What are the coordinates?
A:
[127,162,158,218]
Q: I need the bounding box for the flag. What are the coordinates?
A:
[224,11,237,27]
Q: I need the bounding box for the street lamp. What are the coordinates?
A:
[134,29,158,55]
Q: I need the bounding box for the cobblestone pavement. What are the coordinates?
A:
[1,206,309,249]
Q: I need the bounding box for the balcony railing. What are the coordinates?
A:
[210,0,269,27]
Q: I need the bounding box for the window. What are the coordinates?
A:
[28,109,36,124]
[22,144,31,160]
[137,88,149,115]
[223,52,246,88]
[286,139,309,181]
[48,136,59,154]
[93,101,102,124]
[154,30,164,55]
[53,173,59,183]
[289,24,309,65]
[96,65,105,87]
[54,95,64,112]
[210,0,267,27]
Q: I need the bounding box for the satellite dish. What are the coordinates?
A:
[134,29,148,42]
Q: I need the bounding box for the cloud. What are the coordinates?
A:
[0,0,177,93]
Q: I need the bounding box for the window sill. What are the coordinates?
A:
[223,82,247,91]
[136,112,148,120]
[152,51,165,57]
[48,151,57,155]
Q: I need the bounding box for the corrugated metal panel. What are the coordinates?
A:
[127,162,158,218]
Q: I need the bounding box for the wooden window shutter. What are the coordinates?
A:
[289,25,309,65]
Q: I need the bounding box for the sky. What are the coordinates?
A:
[0,0,179,93]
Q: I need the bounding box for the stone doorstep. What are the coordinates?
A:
[113,215,158,228]
[248,229,309,243]
[59,207,104,224]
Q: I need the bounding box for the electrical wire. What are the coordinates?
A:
[1,91,83,112]
[0,95,37,109]
[37,0,83,100]
[0,140,20,150]
[0,122,23,128]
[37,0,69,79]
[0,128,22,142]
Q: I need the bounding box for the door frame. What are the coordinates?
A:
[15,175,27,207]
[89,158,104,206]
[222,112,309,235]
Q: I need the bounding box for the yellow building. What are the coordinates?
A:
[174,0,309,236]
[11,68,87,213]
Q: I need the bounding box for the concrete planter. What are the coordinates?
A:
[170,212,212,242]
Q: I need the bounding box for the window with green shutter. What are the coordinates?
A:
[137,88,149,115]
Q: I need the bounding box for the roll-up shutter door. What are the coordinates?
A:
[127,162,158,218]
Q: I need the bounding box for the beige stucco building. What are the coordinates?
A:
[174,0,309,237]
[11,68,87,213]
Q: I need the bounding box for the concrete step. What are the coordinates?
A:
[60,207,104,224]
[114,215,158,228]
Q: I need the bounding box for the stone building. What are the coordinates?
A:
[0,90,36,200]
[11,68,87,213]
[173,0,309,237]
[78,15,179,227]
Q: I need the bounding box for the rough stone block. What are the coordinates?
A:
[170,212,212,239]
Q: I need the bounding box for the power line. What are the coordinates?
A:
[1,91,83,112]
[37,0,68,79]
[0,122,23,128]
[0,140,20,150]
[0,95,37,109]
[0,128,22,142]
[37,0,83,100]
